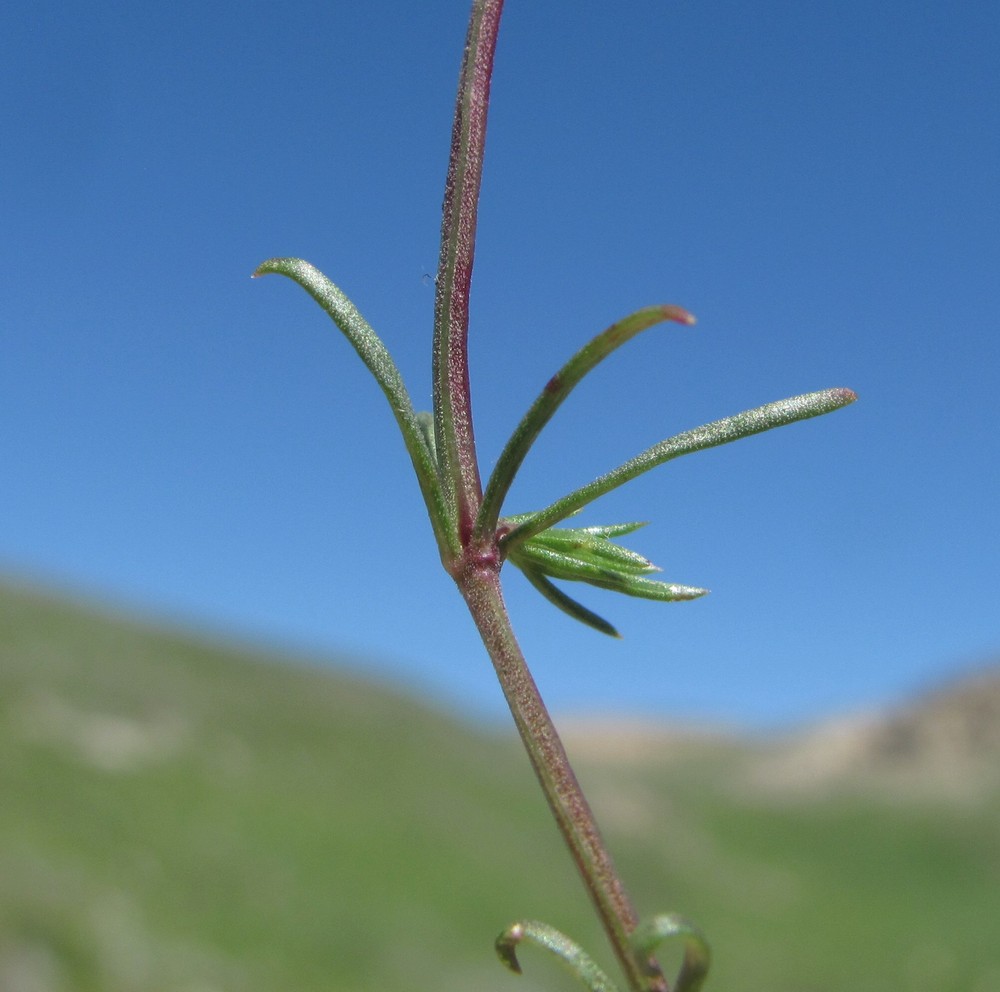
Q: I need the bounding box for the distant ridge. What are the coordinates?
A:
[559,665,1000,801]
[749,664,1000,797]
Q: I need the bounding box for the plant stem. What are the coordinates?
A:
[458,559,668,992]
[433,0,505,540]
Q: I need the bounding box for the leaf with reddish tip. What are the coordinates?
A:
[476,305,697,539]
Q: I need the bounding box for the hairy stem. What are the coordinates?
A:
[433,0,505,539]
[458,562,668,992]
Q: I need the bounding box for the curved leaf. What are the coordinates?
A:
[477,305,695,538]
[253,257,458,557]
[631,914,711,992]
[496,920,621,992]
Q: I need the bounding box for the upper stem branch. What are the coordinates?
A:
[433,0,505,541]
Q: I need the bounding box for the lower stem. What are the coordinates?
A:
[459,564,668,992]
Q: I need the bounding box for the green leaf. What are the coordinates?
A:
[631,914,711,992]
[476,305,696,539]
[519,564,621,638]
[503,387,858,549]
[253,257,458,558]
[415,410,438,468]
[529,528,660,576]
[505,517,707,635]
[513,545,704,600]
[496,920,621,992]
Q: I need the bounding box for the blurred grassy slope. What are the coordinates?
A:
[1,579,997,992]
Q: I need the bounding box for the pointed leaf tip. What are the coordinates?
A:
[496,924,525,974]
[664,305,696,326]
[673,584,710,600]
[252,257,283,279]
[494,920,622,992]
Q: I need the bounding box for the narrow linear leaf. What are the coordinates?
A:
[631,915,711,992]
[476,305,696,538]
[513,545,706,601]
[582,574,708,602]
[528,531,660,576]
[496,920,621,992]
[573,521,649,539]
[253,257,457,556]
[519,564,621,637]
[501,513,648,540]
[512,544,634,585]
[503,387,857,549]
[415,410,438,468]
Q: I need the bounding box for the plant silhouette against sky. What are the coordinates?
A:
[254,2,856,990]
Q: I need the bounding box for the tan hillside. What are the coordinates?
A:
[560,665,1000,802]
[744,665,1000,800]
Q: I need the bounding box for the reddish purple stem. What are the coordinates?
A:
[433,0,505,541]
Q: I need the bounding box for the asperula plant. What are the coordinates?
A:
[254,3,855,990]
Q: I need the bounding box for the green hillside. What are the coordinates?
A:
[2,579,998,992]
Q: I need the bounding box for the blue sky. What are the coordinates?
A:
[2,1,997,728]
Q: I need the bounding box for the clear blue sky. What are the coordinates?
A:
[2,1,997,728]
